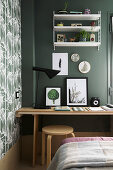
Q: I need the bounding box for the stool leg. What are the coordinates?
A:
[71,132,75,137]
[47,135,52,168]
[41,132,45,165]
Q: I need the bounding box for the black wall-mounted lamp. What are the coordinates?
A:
[33,67,60,109]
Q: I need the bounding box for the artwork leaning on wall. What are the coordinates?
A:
[0,0,21,159]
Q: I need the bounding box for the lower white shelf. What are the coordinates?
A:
[54,42,101,47]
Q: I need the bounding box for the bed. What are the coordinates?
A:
[47,137,113,170]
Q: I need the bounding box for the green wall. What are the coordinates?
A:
[35,0,108,106]
[22,0,113,133]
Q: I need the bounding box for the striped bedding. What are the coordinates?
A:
[47,137,113,170]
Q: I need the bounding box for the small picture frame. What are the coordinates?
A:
[46,87,61,106]
[52,53,68,75]
[57,34,64,42]
[66,77,88,106]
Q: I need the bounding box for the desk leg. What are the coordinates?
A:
[33,115,39,167]
[110,116,113,136]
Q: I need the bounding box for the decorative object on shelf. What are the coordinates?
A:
[71,23,82,26]
[57,34,64,42]
[91,21,95,26]
[52,53,68,75]
[90,33,95,42]
[84,8,91,14]
[58,1,68,14]
[90,97,100,107]
[33,67,60,109]
[69,37,75,42]
[64,34,67,42]
[66,77,88,106]
[79,61,91,73]
[71,54,80,62]
[57,22,64,26]
[79,30,90,42]
[46,87,61,106]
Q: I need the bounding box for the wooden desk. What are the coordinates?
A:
[16,107,113,167]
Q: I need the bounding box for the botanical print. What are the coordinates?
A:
[46,88,61,106]
[66,78,88,106]
[0,0,21,159]
[52,53,68,75]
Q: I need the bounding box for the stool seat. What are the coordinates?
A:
[42,125,74,135]
[41,125,75,168]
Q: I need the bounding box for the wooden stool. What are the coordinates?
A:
[41,125,75,167]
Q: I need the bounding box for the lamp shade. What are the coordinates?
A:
[33,67,60,78]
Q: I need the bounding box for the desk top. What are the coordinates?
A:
[16,107,113,117]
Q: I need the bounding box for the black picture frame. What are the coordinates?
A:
[46,87,61,106]
[66,77,88,106]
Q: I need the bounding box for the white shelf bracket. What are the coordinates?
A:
[54,44,55,50]
[97,11,101,51]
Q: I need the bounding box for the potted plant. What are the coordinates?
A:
[64,1,68,12]
[79,30,90,42]
[58,1,68,14]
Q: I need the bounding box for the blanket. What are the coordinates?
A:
[47,141,113,170]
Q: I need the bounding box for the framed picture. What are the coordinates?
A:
[57,34,64,42]
[46,87,61,106]
[52,53,68,75]
[66,77,88,106]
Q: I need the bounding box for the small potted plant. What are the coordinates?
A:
[58,1,68,14]
[79,30,88,42]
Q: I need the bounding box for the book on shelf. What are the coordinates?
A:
[72,107,89,111]
[89,107,104,111]
[70,11,82,14]
[54,106,71,111]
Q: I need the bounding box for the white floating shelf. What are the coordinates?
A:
[54,42,101,47]
[54,26,100,32]
[54,14,101,21]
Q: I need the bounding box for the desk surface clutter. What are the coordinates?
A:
[54,106,113,111]
[16,106,113,117]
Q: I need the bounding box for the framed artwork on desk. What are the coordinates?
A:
[66,77,88,106]
[46,87,61,106]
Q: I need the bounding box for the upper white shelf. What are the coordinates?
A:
[54,26,100,32]
[54,14,101,21]
[54,42,101,47]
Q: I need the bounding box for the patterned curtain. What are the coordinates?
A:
[0,0,21,159]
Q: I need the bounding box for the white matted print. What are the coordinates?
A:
[46,87,61,106]
[52,53,68,75]
[66,78,88,106]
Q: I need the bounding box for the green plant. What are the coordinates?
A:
[87,33,90,41]
[48,89,59,104]
[64,1,68,11]
[79,30,88,38]
[76,30,90,41]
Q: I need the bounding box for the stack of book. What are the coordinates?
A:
[72,107,89,111]
[70,11,82,14]
[101,105,113,111]
[54,106,71,111]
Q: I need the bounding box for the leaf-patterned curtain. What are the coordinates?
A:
[0,0,21,159]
